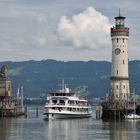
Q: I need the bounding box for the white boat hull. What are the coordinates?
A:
[44,112,92,119]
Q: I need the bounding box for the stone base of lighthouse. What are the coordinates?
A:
[101,108,135,120]
[101,106,140,120]
[102,109,126,120]
[101,76,133,120]
[109,77,130,103]
[101,100,135,120]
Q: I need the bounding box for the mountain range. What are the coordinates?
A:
[0,59,140,99]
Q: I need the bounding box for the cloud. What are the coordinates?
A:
[58,7,112,50]
[0,0,139,61]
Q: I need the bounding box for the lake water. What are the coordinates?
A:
[0,106,140,140]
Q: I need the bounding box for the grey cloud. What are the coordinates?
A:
[0,0,139,61]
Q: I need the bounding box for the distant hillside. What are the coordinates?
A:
[0,60,140,98]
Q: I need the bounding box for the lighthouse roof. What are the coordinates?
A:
[115,16,125,19]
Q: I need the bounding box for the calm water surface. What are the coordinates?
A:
[0,106,140,140]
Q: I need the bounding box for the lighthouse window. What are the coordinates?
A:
[116,85,118,89]
[123,85,125,89]
[117,70,118,75]
[117,38,119,43]
[123,60,125,64]
[123,38,125,43]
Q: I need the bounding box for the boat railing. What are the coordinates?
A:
[68,104,90,107]
[45,107,91,113]
[45,103,90,108]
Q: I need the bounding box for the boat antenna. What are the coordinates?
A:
[58,77,68,92]
[133,88,136,113]
[62,79,65,91]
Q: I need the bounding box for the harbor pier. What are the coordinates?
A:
[101,100,135,120]
[0,100,24,117]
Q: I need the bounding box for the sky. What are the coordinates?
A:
[0,0,140,62]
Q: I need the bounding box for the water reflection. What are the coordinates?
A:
[109,121,129,140]
[0,117,24,140]
[102,120,140,140]
[0,118,11,140]
[45,118,93,140]
[0,106,140,140]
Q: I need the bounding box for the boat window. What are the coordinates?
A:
[60,100,65,105]
[117,70,118,75]
[52,100,57,104]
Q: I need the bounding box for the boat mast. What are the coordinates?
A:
[133,88,136,113]
[62,79,65,92]
[21,86,24,109]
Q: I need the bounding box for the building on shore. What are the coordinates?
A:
[0,65,24,117]
[101,12,136,119]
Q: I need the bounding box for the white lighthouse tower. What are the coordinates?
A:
[109,12,130,106]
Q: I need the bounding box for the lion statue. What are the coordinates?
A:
[0,64,8,79]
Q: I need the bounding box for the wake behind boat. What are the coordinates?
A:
[43,81,92,119]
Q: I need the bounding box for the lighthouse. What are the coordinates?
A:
[109,12,130,106]
[101,12,136,119]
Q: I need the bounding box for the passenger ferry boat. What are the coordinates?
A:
[43,82,92,119]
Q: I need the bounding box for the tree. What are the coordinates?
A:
[75,85,89,97]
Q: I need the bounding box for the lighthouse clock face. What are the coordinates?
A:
[115,48,121,55]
